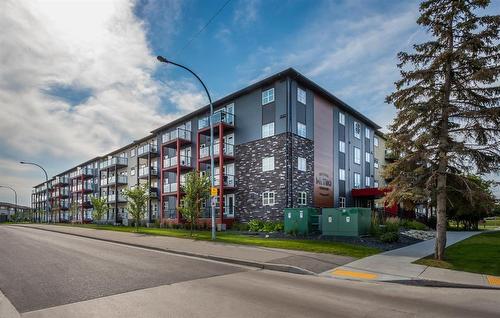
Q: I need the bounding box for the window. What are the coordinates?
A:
[365,127,371,139]
[354,173,361,188]
[130,149,135,157]
[339,140,345,153]
[297,122,307,138]
[354,147,361,164]
[262,157,275,172]
[374,158,379,169]
[339,112,345,125]
[365,176,371,187]
[298,191,307,205]
[339,197,346,208]
[374,136,379,147]
[339,168,345,181]
[262,88,275,105]
[130,168,136,176]
[298,157,306,171]
[365,152,371,163]
[262,122,275,138]
[374,181,379,188]
[354,121,361,139]
[262,191,275,206]
[297,87,306,104]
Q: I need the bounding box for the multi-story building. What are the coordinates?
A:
[31,68,389,227]
[0,202,31,222]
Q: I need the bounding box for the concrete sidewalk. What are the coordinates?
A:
[324,231,500,288]
[12,224,355,275]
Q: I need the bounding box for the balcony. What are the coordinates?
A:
[60,200,69,209]
[162,128,192,147]
[150,187,158,198]
[55,176,69,185]
[100,157,128,170]
[198,111,235,133]
[199,142,234,162]
[162,182,186,195]
[137,144,159,158]
[162,155,193,171]
[70,168,94,179]
[107,194,127,203]
[103,175,128,186]
[71,182,95,193]
[138,166,158,179]
[60,187,70,197]
[213,174,236,188]
[163,209,177,219]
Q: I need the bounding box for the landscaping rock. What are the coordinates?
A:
[400,229,436,241]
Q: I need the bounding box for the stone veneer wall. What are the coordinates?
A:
[235,133,314,222]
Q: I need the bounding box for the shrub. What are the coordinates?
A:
[273,221,284,232]
[262,221,276,232]
[248,219,264,232]
[370,216,381,237]
[380,231,399,243]
[384,221,400,233]
[401,220,428,231]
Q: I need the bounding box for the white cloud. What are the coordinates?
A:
[0,0,205,205]
[233,0,260,26]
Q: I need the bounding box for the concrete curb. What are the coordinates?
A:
[386,279,500,290]
[13,225,316,276]
[0,289,20,318]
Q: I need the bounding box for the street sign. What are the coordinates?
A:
[211,187,218,196]
[211,196,217,207]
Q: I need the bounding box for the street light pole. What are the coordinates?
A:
[156,56,217,240]
[0,185,17,220]
[20,161,51,224]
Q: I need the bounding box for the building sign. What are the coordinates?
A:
[313,95,334,207]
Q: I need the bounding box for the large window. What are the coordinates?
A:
[365,127,371,139]
[354,121,361,139]
[354,147,361,164]
[339,168,345,181]
[262,157,275,172]
[262,88,275,105]
[374,180,379,188]
[365,176,371,187]
[354,173,361,188]
[297,87,306,104]
[298,157,306,171]
[130,149,136,157]
[339,112,345,125]
[339,140,345,153]
[262,122,275,138]
[297,122,307,138]
[365,152,371,163]
[298,191,307,205]
[374,136,379,147]
[374,158,379,169]
[262,191,275,206]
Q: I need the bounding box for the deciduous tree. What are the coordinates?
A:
[123,185,149,232]
[178,171,210,235]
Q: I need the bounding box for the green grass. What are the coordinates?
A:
[415,231,500,276]
[56,223,380,258]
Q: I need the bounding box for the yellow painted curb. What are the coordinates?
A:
[331,269,378,280]
[486,275,500,286]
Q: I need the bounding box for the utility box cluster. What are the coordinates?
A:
[284,207,372,237]
[284,208,320,235]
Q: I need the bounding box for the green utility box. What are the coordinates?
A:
[321,208,372,237]
[284,208,320,235]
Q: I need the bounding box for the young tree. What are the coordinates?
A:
[90,195,108,224]
[178,171,210,236]
[386,0,499,259]
[123,184,149,232]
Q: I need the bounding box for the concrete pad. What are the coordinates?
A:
[0,290,20,318]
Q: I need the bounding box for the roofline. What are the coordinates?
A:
[151,67,381,133]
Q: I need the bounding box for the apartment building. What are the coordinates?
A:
[31,68,388,226]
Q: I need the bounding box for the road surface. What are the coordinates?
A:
[1,225,498,318]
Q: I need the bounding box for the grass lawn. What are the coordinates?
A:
[55,223,380,258]
[415,231,500,276]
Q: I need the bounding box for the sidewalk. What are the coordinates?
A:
[12,224,355,275]
[324,231,500,288]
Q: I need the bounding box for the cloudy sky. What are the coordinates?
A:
[1,0,498,205]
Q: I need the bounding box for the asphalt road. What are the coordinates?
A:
[1,225,499,318]
[0,225,243,313]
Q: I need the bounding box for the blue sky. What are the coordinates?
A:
[1,0,498,205]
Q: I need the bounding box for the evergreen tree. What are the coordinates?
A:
[385,0,499,259]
